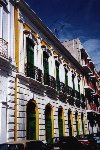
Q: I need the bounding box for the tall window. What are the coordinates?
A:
[81,113,85,135]
[68,109,72,136]
[58,107,64,137]
[78,79,80,99]
[65,69,68,86]
[55,61,60,91]
[43,51,49,85]
[45,104,53,143]
[72,74,75,90]
[75,112,79,135]
[27,101,37,140]
[55,61,60,81]
[26,37,34,78]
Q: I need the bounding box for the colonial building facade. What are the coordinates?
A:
[0,0,100,144]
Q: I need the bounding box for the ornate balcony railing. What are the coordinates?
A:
[81,94,85,102]
[0,38,8,59]
[81,101,86,109]
[75,99,80,108]
[27,65,43,83]
[43,73,56,89]
[74,90,80,100]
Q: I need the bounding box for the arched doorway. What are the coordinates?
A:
[75,111,79,135]
[68,109,72,136]
[81,113,85,135]
[26,100,38,140]
[45,104,53,143]
[58,107,64,137]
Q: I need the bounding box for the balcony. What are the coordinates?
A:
[74,90,80,100]
[84,82,95,93]
[44,73,56,89]
[0,38,8,59]
[82,64,92,73]
[82,59,92,74]
[81,101,85,109]
[75,99,80,108]
[27,65,43,84]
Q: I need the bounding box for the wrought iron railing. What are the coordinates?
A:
[26,65,43,83]
[0,38,8,59]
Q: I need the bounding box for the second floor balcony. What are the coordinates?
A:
[0,38,8,59]
[26,64,86,107]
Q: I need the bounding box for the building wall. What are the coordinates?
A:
[62,39,82,64]
[0,0,99,144]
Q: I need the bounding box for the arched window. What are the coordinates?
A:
[26,100,38,140]
[58,107,64,137]
[45,104,53,143]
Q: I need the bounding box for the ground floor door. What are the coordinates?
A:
[45,104,52,143]
[58,107,64,137]
[27,101,36,140]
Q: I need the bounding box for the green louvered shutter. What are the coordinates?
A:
[43,52,49,84]
[56,62,59,81]
[27,112,36,140]
[58,118,63,137]
[26,38,34,78]
[45,107,52,143]
[76,120,79,135]
[56,61,60,91]
[82,120,84,135]
[46,117,52,143]
[65,70,68,86]
[68,119,72,136]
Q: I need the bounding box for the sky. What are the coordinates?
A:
[26,0,100,71]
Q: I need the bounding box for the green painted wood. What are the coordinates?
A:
[45,117,52,143]
[76,120,79,135]
[26,38,34,77]
[43,52,49,74]
[68,119,72,136]
[55,61,59,81]
[82,120,84,135]
[27,113,36,140]
[58,118,63,137]
[65,73,68,86]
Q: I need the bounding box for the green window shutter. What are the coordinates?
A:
[43,52,49,85]
[58,118,63,137]
[76,120,79,135]
[43,52,49,74]
[68,119,72,136]
[65,69,68,85]
[45,118,52,143]
[82,120,84,135]
[72,77,75,90]
[56,62,59,81]
[26,38,34,77]
[27,113,36,140]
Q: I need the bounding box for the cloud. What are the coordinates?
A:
[51,20,100,71]
[83,39,100,71]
